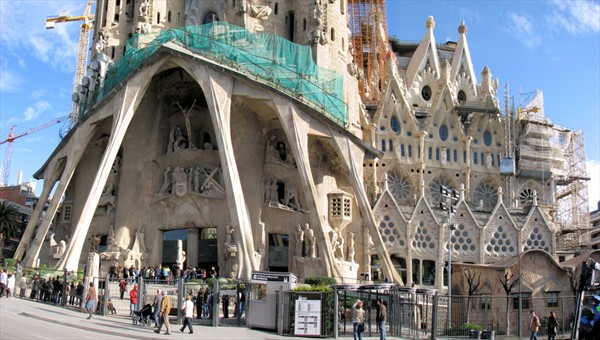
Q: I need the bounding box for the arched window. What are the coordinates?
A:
[274,3,278,15]
[421,85,432,101]
[458,90,466,104]
[203,12,219,24]
[439,124,448,141]
[157,12,160,24]
[483,130,492,147]
[168,11,172,22]
[303,18,306,31]
[330,27,335,41]
[340,0,346,14]
[390,116,400,134]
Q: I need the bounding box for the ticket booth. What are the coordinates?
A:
[247,271,297,330]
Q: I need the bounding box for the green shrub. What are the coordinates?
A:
[304,276,336,286]
[293,285,332,292]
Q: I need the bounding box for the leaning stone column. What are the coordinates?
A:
[191,67,256,279]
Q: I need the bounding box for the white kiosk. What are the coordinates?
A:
[247,271,297,330]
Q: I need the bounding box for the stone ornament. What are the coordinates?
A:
[303,223,316,258]
[294,224,304,257]
[157,166,225,198]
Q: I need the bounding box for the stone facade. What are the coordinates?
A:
[14,2,583,289]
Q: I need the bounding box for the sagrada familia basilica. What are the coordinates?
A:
[14,0,593,294]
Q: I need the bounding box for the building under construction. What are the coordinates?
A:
[13,0,592,297]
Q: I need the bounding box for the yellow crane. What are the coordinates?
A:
[46,0,94,129]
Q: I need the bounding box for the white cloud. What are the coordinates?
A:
[22,101,51,121]
[506,12,542,48]
[0,66,22,92]
[549,0,600,34]
[587,159,600,211]
[0,1,81,73]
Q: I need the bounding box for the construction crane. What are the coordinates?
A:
[0,115,69,186]
[46,0,94,129]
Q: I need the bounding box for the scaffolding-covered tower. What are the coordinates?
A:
[348,0,389,103]
[515,90,591,252]
[555,130,591,250]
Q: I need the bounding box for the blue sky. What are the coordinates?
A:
[1,0,599,210]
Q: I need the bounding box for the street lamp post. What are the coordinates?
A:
[440,185,459,332]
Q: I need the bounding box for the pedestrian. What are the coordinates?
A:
[76,281,84,306]
[376,298,387,340]
[69,282,76,305]
[154,290,171,335]
[107,298,117,314]
[528,309,540,340]
[0,269,6,297]
[238,289,246,318]
[180,295,194,334]
[6,273,15,298]
[352,300,365,340]
[129,284,138,316]
[30,275,39,300]
[119,279,127,300]
[19,276,27,298]
[153,289,163,328]
[84,282,96,319]
[222,294,229,318]
[547,311,559,340]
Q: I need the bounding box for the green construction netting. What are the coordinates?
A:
[82,22,347,126]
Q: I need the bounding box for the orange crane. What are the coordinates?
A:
[46,0,94,129]
[0,115,69,186]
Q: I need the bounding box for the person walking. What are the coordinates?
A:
[153,289,163,328]
[528,309,541,340]
[0,270,6,297]
[180,295,194,334]
[376,298,387,340]
[154,290,171,335]
[6,273,15,298]
[84,282,96,319]
[547,311,559,340]
[129,284,138,316]
[352,300,365,340]
[119,279,127,300]
[18,276,27,298]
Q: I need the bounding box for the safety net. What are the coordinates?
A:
[82,22,347,126]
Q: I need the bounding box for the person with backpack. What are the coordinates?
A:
[528,310,541,340]
[547,311,559,340]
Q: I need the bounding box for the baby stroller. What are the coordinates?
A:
[132,304,153,326]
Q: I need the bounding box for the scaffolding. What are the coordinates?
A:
[555,130,591,250]
[348,0,389,103]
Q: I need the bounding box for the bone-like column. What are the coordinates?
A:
[14,160,61,260]
[191,67,256,279]
[57,74,151,271]
[23,123,97,267]
[269,96,341,278]
[330,130,404,285]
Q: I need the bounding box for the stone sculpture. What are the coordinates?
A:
[294,224,304,257]
[330,228,344,260]
[304,223,316,258]
[347,232,355,263]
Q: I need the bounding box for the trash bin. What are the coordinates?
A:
[481,330,495,340]
[469,330,482,339]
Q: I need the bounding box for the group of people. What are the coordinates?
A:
[0,269,16,298]
[108,263,219,284]
[528,310,559,340]
[151,289,195,335]
[350,298,387,340]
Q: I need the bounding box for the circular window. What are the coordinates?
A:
[387,171,411,202]
[483,130,492,147]
[457,90,466,104]
[439,124,449,141]
[421,85,432,101]
[390,116,401,134]
[473,184,498,209]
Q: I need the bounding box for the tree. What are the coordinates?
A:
[498,271,521,336]
[462,267,481,322]
[0,201,19,261]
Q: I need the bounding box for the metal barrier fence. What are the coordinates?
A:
[432,294,576,338]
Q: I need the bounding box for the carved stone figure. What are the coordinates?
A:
[173,167,188,196]
[136,227,147,254]
[284,183,300,210]
[304,223,316,258]
[347,232,355,262]
[441,147,447,166]
[173,126,187,152]
[107,225,118,251]
[95,34,105,54]
[330,228,344,260]
[139,0,150,17]
[176,99,196,149]
[486,152,493,168]
[294,224,304,257]
[158,167,172,194]
[193,167,202,192]
[248,5,272,19]
[269,180,279,204]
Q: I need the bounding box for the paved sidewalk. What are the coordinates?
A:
[0,297,405,339]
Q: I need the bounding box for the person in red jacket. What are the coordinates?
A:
[129,284,138,316]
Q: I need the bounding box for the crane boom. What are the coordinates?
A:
[45,0,94,129]
[0,115,69,186]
